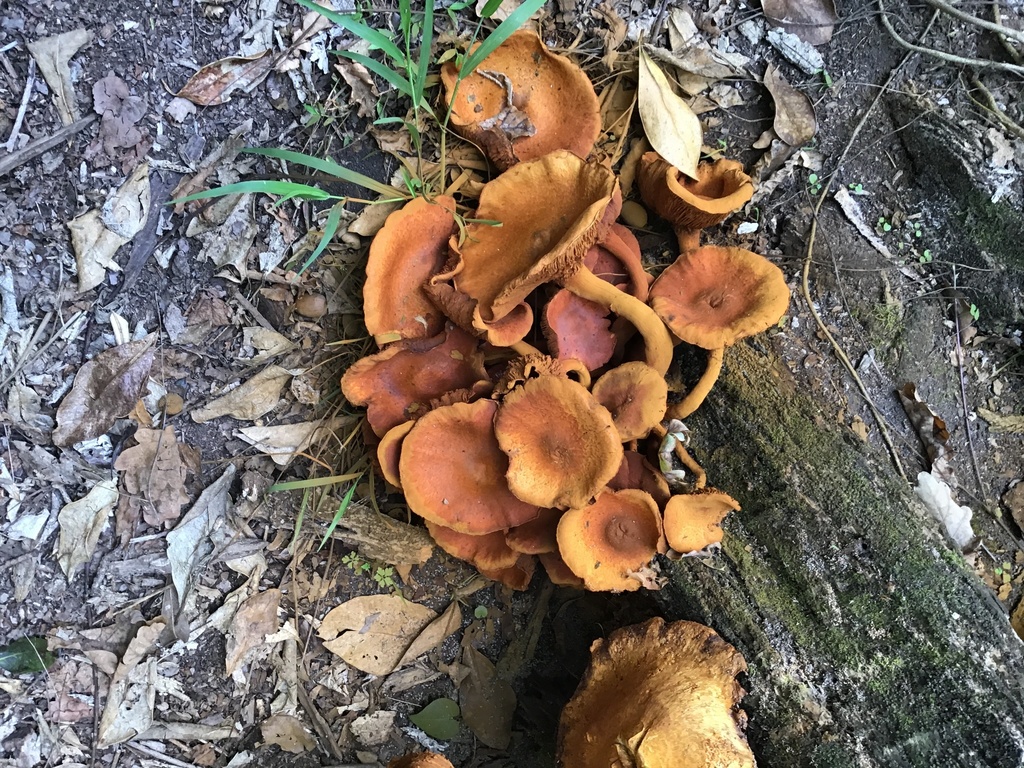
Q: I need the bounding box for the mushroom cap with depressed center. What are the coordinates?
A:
[638,153,754,231]
[400,399,539,534]
[388,753,454,768]
[556,489,663,592]
[363,196,456,344]
[649,245,791,350]
[663,489,741,554]
[340,326,489,437]
[557,617,754,768]
[448,151,617,325]
[495,375,622,510]
[440,30,601,170]
[542,289,616,372]
[590,362,669,442]
[425,521,521,572]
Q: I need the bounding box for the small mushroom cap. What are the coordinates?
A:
[388,753,455,768]
[607,450,671,510]
[340,326,489,437]
[663,489,741,554]
[425,521,521,572]
[363,196,456,343]
[506,507,564,555]
[538,551,585,588]
[495,375,623,510]
[377,420,415,488]
[441,30,601,169]
[556,489,663,592]
[590,362,669,442]
[542,289,617,372]
[648,245,791,350]
[638,153,754,231]
[584,223,649,301]
[400,399,539,534]
[478,554,537,591]
[557,617,754,768]
[449,151,617,325]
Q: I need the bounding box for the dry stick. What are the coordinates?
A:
[878,0,1024,76]
[950,296,991,511]
[0,113,97,176]
[993,1,1024,64]
[922,0,1024,45]
[5,57,35,153]
[968,75,1024,140]
[798,12,951,483]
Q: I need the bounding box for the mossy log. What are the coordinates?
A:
[660,342,1024,767]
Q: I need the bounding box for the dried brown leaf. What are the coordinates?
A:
[53,334,157,447]
[114,427,191,528]
[397,602,463,668]
[762,0,838,45]
[899,383,955,485]
[459,646,516,749]
[978,408,1024,434]
[318,595,436,676]
[176,50,273,107]
[638,47,701,180]
[261,714,315,753]
[764,64,816,147]
[192,365,292,423]
[225,588,281,675]
[56,479,118,579]
[27,29,93,125]
[334,59,378,119]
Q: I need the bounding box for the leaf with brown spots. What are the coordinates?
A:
[176,50,273,106]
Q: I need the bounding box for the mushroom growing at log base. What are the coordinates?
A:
[557,617,755,768]
[663,489,741,556]
[648,245,790,418]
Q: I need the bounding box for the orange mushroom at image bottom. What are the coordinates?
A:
[555,489,663,592]
[663,489,741,556]
[557,617,755,768]
[648,245,790,419]
[387,753,454,768]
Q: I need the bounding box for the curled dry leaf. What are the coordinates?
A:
[53,334,157,447]
[113,426,191,528]
[176,50,273,106]
[978,408,1024,434]
[915,471,975,550]
[236,416,354,466]
[898,383,955,485]
[27,29,93,125]
[763,64,816,147]
[192,365,292,423]
[762,0,838,45]
[56,478,118,580]
[638,47,702,180]
[226,588,282,675]
[261,714,316,754]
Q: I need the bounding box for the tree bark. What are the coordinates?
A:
[658,342,1024,767]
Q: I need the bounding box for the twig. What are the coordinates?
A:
[949,286,991,511]
[125,743,200,768]
[967,75,1024,140]
[0,113,97,176]
[922,0,1024,45]
[878,0,1024,76]
[993,0,1024,65]
[5,57,34,153]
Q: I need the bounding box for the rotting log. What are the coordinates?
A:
[659,341,1024,767]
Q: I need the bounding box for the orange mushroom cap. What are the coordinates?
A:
[363,196,456,344]
[557,617,755,768]
[493,353,591,398]
[506,507,564,555]
[440,30,600,170]
[340,326,489,437]
[478,554,537,591]
[590,362,669,442]
[542,289,617,372]
[638,152,754,232]
[648,245,791,350]
[377,419,415,488]
[425,521,521,572]
[388,753,455,768]
[494,374,623,510]
[607,450,671,510]
[399,399,539,534]
[663,489,741,554]
[538,551,585,588]
[555,489,663,592]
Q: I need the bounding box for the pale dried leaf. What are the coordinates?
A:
[766,27,824,74]
[331,504,434,566]
[318,594,436,676]
[97,657,156,746]
[7,382,55,438]
[192,366,292,423]
[261,714,315,753]
[459,646,516,749]
[348,199,404,238]
[397,602,462,668]
[226,589,282,675]
[55,478,118,580]
[764,64,817,147]
[334,59,378,119]
[762,0,838,45]
[638,47,701,179]
[53,334,157,447]
[978,408,1024,434]
[915,471,975,550]
[236,417,354,466]
[243,327,295,360]
[176,51,273,106]
[1002,482,1024,530]
[350,710,397,748]
[113,426,191,528]
[27,29,93,125]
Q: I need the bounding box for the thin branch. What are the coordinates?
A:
[922,0,1024,45]
[967,74,1024,140]
[5,57,34,153]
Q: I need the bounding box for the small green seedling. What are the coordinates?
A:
[969,303,980,322]
[919,249,933,264]
[820,68,834,89]
[876,216,892,233]
[807,173,823,196]
[847,182,865,195]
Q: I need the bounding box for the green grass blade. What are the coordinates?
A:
[318,474,363,550]
[479,0,504,18]
[296,202,345,274]
[294,0,405,66]
[461,0,547,75]
[245,147,401,198]
[172,180,332,204]
[336,49,414,99]
[413,1,434,108]
[269,472,363,493]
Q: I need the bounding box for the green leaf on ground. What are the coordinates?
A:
[0,637,55,673]
[409,697,461,740]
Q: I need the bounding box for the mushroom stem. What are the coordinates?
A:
[666,346,724,419]
[510,339,543,357]
[676,227,701,255]
[564,267,674,376]
[674,442,708,489]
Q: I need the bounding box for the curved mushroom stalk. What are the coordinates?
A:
[675,227,701,255]
[565,266,674,376]
[666,345,724,419]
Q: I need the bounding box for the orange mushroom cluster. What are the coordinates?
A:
[341,31,789,592]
